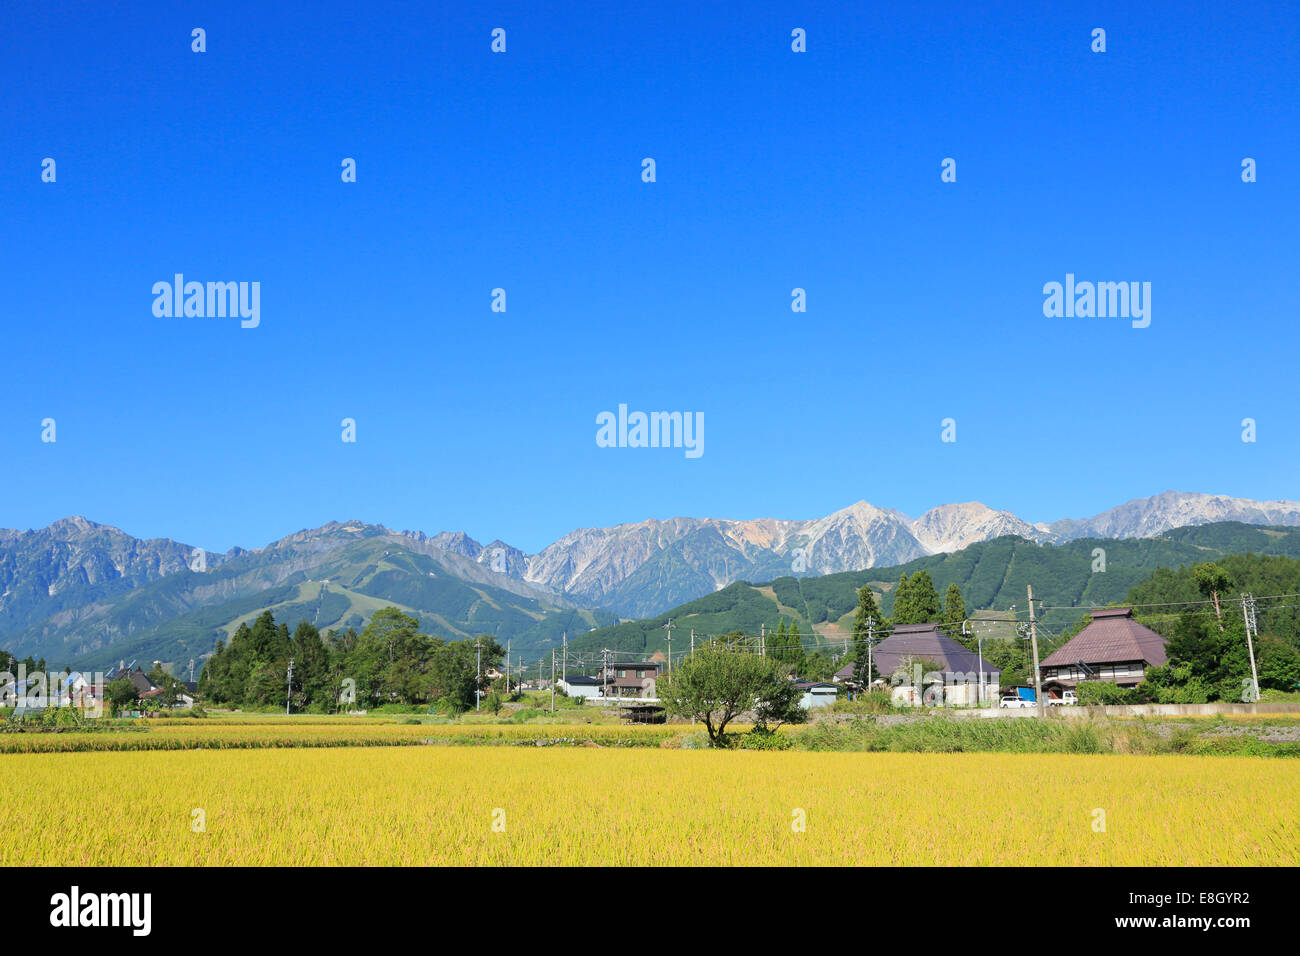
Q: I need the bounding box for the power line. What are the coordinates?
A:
[1039,591,1300,612]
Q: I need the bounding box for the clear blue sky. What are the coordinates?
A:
[2,2,1297,554]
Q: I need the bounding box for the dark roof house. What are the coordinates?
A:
[1040,607,1168,689]
[835,623,999,683]
[105,667,159,696]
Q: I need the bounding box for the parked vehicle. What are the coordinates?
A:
[999,696,1033,709]
[1049,690,1079,706]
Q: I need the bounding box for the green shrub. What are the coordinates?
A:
[369,703,426,715]
[1059,719,1110,754]
[800,718,886,752]
[831,690,897,715]
[1077,681,1139,705]
[1259,688,1300,703]
[436,696,465,717]
[508,708,547,723]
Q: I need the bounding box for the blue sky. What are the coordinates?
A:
[2,1,1298,554]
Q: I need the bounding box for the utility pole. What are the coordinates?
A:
[551,649,556,713]
[866,616,875,692]
[1027,586,1044,718]
[188,658,195,684]
[663,619,675,673]
[690,629,695,658]
[964,619,984,706]
[760,622,766,658]
[285,658,294,716]
[474,639,483,712]
[506,639,511,695]
[1242,594,1261,704]
[562,632,568,685]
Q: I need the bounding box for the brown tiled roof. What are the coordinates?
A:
[1040,607,1168,668]
[834,623,1000,679]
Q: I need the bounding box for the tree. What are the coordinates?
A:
[247,611,292,661]
[1257,637,1300,691]
[771,620,788,662]
[1137,662,1211,704]
[349,608,442,705]
[198,608,473,711]
[768,620,805,673]
[657,645,798,746]
[891,573,912,623]
[753,678,807,733]
[146,664,183,707]
[893,571,941,625]
[851,586,884,686]
[1192,562,1234,632]
[426,637,504,711]
[291,621,332,710]
[801,650,838,682]
[105,678,138,716]
[943,583,969,647]
[198,639,230,703]
[1152,611,1253,702]
[981,637,1027,690]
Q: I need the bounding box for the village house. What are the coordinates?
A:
[595,660,662,699]
[56,671,103,708]
[1039,606,1168,695]
[556,674,601,698]
[834,623,1001,706]
[103,664,198,709]
[140,684,198,708]
[793,680,838,709]
[1,670,104,712]
[106,664,161,698]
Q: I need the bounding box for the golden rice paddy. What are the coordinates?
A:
[0,720,679,753]
[6,747,1296,866]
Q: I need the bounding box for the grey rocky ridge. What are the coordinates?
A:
[514,492,1300,615]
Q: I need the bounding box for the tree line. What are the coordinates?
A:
[1117,558,1300,703]
[199,607,506,712]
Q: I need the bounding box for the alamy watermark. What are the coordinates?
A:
[50,886,150,936]
[596,404,703,459]
[2,664,105,718]
[152,275,260,328]
[1042,274,1150,328]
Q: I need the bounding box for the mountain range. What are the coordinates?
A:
[515,491,1300,615]
[3,490,1299,669]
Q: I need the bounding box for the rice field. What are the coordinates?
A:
[6,711,1300,755]
[0,719,682,753]
[5,747,1296,866]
